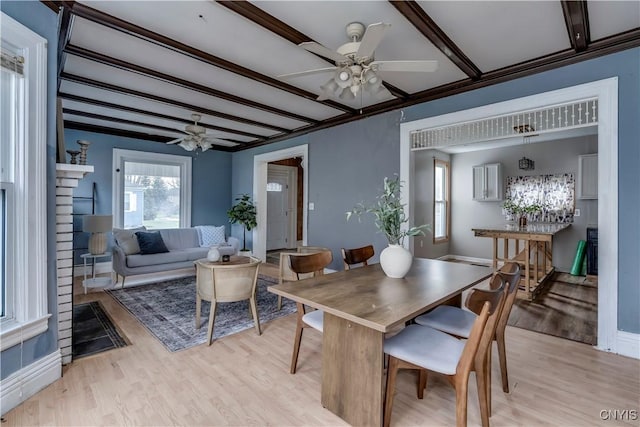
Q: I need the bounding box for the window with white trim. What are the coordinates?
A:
[113,149,192,229]
[433,159,450,243]
[0,13,50,350]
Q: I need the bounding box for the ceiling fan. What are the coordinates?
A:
[278,22,438,101]
[167,114,216,151]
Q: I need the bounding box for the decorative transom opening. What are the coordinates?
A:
[410,98,598,150]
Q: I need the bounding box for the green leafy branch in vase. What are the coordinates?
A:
[346,176,431,245]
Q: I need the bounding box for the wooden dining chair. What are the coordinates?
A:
[287,250,333,374]
[341,244,374,270]
[277,246,331,310]
[194,257,262,346]
[383,284,505,427]
[414,263,522,394]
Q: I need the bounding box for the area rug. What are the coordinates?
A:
[508,274,597,345]
[73,301,128,359]
[105,275,296,352]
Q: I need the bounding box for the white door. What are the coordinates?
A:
[267,165,296,250]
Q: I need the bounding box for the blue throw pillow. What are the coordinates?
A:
[135,231,169,255]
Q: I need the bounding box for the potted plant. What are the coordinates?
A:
[502,199,544,227]
[227,194,257,255]
[347,176,430,278]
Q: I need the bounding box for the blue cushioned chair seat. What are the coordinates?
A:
[414,305,476,338]
[384,324,465,375]
[302,310,324,332]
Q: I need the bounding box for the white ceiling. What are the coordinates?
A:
[54,0,639,151]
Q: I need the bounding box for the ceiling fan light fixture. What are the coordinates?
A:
[178,140,196,151]
[334,67,353,88]
[363,68,378,84]
[320,78,339,94]
[338,87,355,100]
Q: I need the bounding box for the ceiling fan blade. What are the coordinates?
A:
[357,22,390,61]
[299,41,350,64]
[278,67,337,80]
[371,60,439,73]
[166,137,183,145]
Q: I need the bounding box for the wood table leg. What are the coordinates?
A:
[492,238,498,270]
[525,240,530,297]
[503,238,509,266]
[322,313,385,427]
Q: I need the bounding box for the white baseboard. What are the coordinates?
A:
[73,261,112,277]
[0,350,61,416]
[437,254,493,266]
[616,331,640,359]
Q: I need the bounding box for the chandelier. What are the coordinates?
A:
[514,124,536,170]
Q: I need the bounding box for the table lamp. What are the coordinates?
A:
[83,214,113,255]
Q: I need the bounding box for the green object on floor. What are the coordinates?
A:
[570,240,587,276]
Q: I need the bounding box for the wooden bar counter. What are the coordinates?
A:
[472,222,570,300]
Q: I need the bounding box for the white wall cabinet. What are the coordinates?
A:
[578,153,598,199]
[473,163,503,201]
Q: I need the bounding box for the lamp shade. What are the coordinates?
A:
[83,215,112,233]
[83,215,112,255]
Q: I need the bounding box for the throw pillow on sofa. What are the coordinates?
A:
[113,226,146,255]
[195,225,226,247]
[135,231,170,254]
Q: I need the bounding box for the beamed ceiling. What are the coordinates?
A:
[42,0,640,152]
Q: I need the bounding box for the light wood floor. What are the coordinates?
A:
[4,273,639,426]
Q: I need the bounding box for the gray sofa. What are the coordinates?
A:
[112,227,239,286]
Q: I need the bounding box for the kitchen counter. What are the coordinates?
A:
[472,222,571,235]
[472,222,571,300]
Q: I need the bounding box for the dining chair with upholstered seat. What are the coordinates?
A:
[194,256,262,346]
[414,262,521,394]
[383,284,506,427]
[341,244,374,270]
[287,249,333,374]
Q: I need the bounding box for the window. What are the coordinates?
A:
[0,13,50,350]
[433,159,450,243]
[113,149,191,229]
[266,182,283,192]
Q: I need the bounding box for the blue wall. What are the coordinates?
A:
[64,129,233,235]
[232,48,640,334]
[0,1,59,380]
[64,130,232,264]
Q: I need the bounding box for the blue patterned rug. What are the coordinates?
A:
[106,275,295,352]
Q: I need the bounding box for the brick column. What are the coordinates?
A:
[55,164,93,365]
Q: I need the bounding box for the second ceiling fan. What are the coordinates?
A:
[279,22,438,101]
[167,114,216,151]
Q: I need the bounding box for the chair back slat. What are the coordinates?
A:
[456,284,506,376]
[289,250,333,278]
[341,245,374,270]
[495,262,522,333]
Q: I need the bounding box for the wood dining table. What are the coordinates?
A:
[268,257,493,427]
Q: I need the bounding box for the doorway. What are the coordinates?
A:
[266,163,297,251]
[253,145,309,262]
[400,78,619,355]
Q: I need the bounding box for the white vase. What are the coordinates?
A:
[207,247,221,262]
[379,244,413,278]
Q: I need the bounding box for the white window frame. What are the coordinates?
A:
[112,149,192,228]
[433,159,450,243]
[0,13,50,350]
